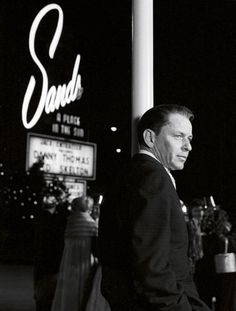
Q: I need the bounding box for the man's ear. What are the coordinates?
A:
[143,129,155,148]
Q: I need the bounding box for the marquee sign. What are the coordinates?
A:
[45,177,87,202]
[26,133,96,180]
[64,179,87,202]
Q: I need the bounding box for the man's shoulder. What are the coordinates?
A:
[130,154,176,193]
[132,153,165,172]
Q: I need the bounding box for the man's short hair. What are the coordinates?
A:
[190,198,205,208]
[71,196,94,212]
[137,104,194,146]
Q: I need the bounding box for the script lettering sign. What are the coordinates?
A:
[22,4,83,129]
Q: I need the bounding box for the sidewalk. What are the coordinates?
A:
[0,263,35,311]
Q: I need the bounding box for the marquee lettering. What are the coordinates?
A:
[22,4,83,129]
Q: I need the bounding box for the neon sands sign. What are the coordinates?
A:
[22,4,83,129]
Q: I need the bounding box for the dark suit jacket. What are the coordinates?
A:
[99,153,211,311]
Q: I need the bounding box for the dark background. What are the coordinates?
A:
[0,0,236,214]
[155,1,236,212]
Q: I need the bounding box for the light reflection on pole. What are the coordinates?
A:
[132,0,154,155]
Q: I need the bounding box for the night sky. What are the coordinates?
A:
[155,2,236,212]
[1,1,236,213]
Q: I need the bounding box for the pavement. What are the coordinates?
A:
[0,263,35,311]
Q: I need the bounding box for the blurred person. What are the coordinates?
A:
[187,198,205,273]
[99,104,211,311]
[85,194,111,311]
[195,202,232,309]
[51,196,98,311]
[90,194,103,225]
[33,191,68,311]
[213,209,236,311]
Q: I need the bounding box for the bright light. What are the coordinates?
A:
[98,195,103,205]
[182,205,187,214]
[110,127,117,132]
[180,200,188,214]
[22,4,83,129]
[116,148,121,153]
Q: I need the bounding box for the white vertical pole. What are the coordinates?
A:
[132,0,154,155]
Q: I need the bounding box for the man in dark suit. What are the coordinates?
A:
[99,105,211,311]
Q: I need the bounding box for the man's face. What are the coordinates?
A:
[192,206,204,221]
[152,113,193,170]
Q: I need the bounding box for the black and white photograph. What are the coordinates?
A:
[1,1,236,310]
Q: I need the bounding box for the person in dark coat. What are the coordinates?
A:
[33,191,68,311]
[99,104,211,311]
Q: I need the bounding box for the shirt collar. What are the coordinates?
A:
[139,149,157,161]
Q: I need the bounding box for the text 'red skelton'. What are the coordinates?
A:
[22,4,83,129]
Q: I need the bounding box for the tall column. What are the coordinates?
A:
[132,0,154,155]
